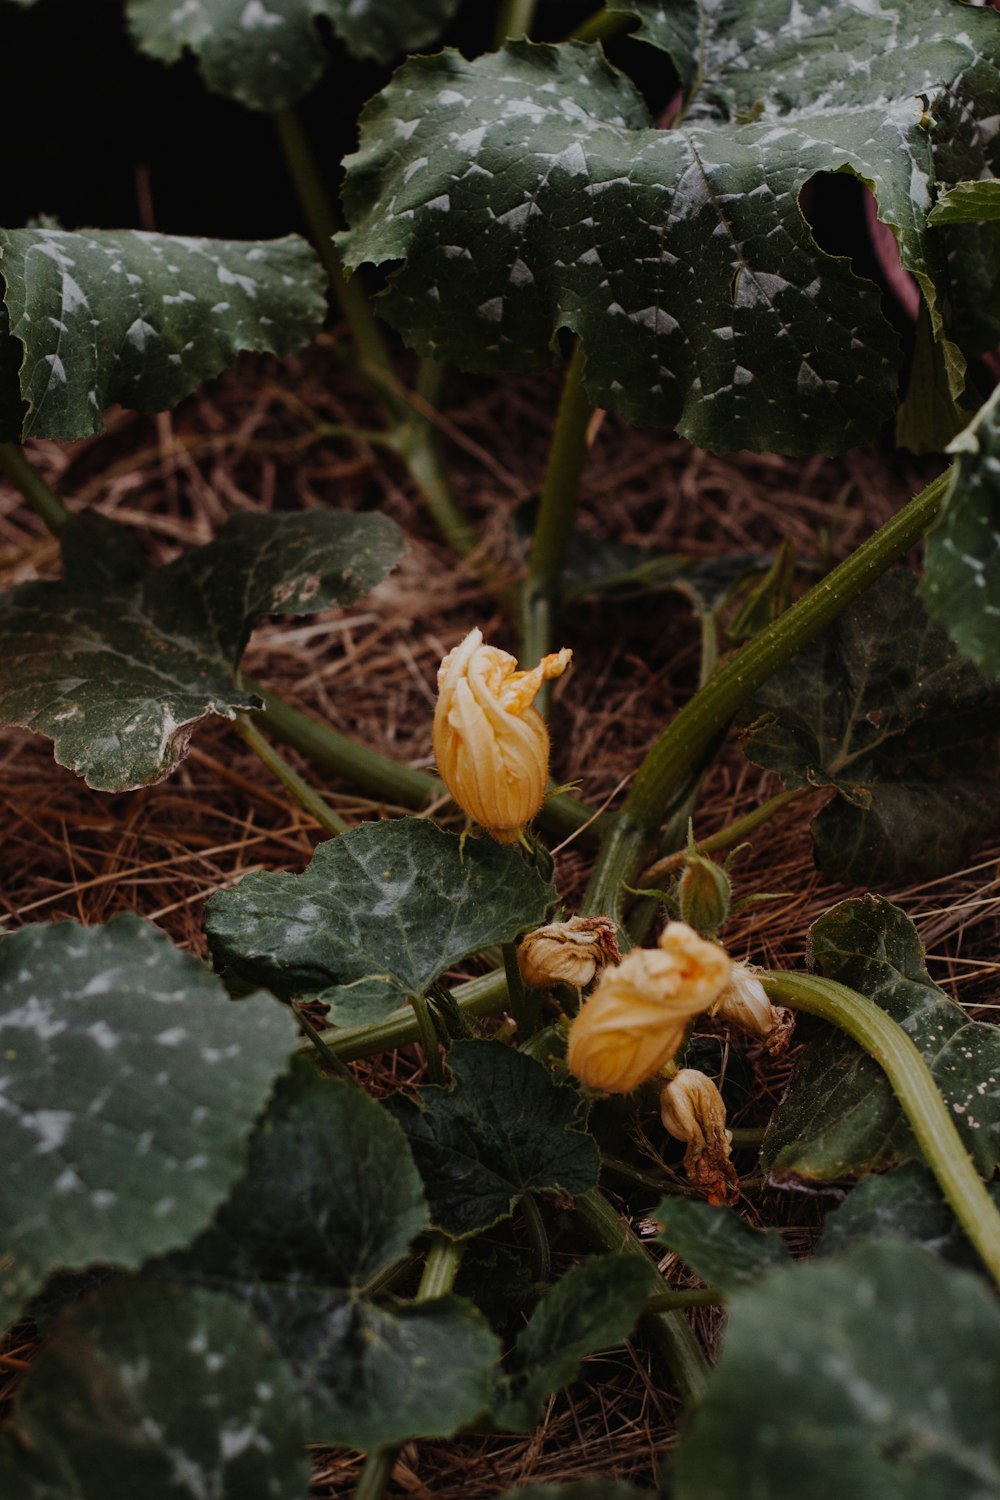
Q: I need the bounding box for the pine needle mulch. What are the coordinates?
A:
[2,342,998,1494]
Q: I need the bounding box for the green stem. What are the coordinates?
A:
[291,1002,358,1083]
[520,342,592,671]
[316,969,508,1063]
[393,399,480,560]
[574,1188,708,1403]
[493,0,538,45]
[234,714,348,836]
[503,941,541,1038]
[639,787,807,886]
[763,970,1000,1289]
[0,443,70,532]
[520,1192,552,1283]
[646,1288,725,1312]
[354,1237,463,1500]
[410,991,445,1083]
[273,106,396,388]
[571,10,636,44]
[583,466,952,919]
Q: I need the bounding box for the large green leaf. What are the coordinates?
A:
[672,1241,1000,1500]
[819,1161,1000,1276]
[127,0,463,110]
[494,1256,652,1432]
[385,1040,600,1238]
[741,571,1000,882]
[339,6,1000,454]
[651,1198,790,1292]
[0,226,325,440]
[0,914,296,1333]
[158,1061,500,1447]
[0,507,404,791]
[206,817,554,1026]
[922,387,1000,677]
[761,896,1000,1182]
[0,1280,312,1500]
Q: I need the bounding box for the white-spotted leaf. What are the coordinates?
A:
[0,507,405,790]
[0,915,297,1332]
[206,818,555,1025]
[0,227,326,439]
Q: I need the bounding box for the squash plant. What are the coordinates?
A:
[1,2,1000,1498]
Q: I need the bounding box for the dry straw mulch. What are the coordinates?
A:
[2,340,999,1493]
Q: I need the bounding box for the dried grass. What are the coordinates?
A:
[1,343,997,1493]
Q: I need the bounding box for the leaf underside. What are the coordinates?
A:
[742,571,1000,883]
[652,1197,790,1291]
[0,226,326,440]
[0,507,405,790]
[761,896,1000,1182]
[339,4,1000,454]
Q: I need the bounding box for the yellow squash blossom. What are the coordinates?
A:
[566,922,731,1093]
[433,628,571,842]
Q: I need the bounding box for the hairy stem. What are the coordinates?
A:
[571,10,636,44]
[318,969,509,1063]
[638,787,807,886]
[0,443,70,532]
[583,466,952,919]
[234,714,348,836]
[410,991,445,1083]
[763,970,1000,1289]
[494,0,539,45]
[520,341,593,672]
[574,1187,708,1403]
[504,940,541,1038]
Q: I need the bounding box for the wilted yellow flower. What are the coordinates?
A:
[433,628,571,841]
[566,923,731,1093]
[660,1068,738,1205]
[518,915,621,989]
[714,964,796,1052]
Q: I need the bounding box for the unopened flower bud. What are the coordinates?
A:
[660,1068,738,1205]
[566,923,730,1094]
[714,965,796,1053]
[677,851,731,935]
[517,916,621,989]
[432,629,571,843]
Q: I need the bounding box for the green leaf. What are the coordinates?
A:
[157,1062,501,1446]
[385,1040,601,1237]
[206,818,554,1025]
[922,387,1000,676]
[339,11,1000,454]
[0,1280,312,1500]
[672,1241,1000,1500]
[819,1161,1000,1276]
[0,507,404,791]
[760,896,1000,1182]
[0,914,297,1333]
[127,0,463,110]
[651,1198,790,1292]
[742,571,1000,882]
[930,181,1000,226]
[494,1255,652,1431]
[0,226,326,439]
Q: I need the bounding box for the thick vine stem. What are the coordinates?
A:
[315,969,509,1062]
[763,970,1000,1289]
[582,466,952,920]
[638,787,807,886]
[0,443,70,532]
[353,1237,464,1500]
[234,714,348,836]
[520,341,593,672]
[573,1188,708,1403]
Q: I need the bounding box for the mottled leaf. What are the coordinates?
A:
[0,226,326,439]
[672,1242,1000,1500]
[651,1198,790,1292]
[206,818,554,1026]
[339,8,1000,454]
[385,1040,600,1237]
[819,1161,1000,1276]
[158,1062,500,1446]
[127,0,463,110]
[0,507,404,791]
[761,896,1000,1182]
[930,181,1000,226]
[922,387,1000,675]
[0,1280,312,1500]
[494,1255,652,1431]
[0,914,296,1333]
[742,571,1000,882]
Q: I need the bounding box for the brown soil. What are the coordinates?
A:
[2,338,998,1494]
